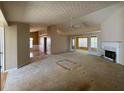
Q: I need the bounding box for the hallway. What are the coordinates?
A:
[30,32,51,62]
[30,46,48,62]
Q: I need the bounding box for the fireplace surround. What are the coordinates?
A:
[101,41,121,63]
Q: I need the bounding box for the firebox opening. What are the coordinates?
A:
[105,50,116,62]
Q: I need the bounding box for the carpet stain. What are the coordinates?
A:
[79,83,91,91]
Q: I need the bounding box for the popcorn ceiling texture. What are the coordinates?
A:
[2,1,117,24]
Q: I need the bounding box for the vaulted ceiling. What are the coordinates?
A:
[1,1,120,32]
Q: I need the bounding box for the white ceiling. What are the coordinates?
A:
[1,1,120,32]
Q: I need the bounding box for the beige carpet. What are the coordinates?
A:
[4,51,124,91]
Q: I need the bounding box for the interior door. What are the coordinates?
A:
[0,27,5,72]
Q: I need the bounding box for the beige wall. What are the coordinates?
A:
[47,26,69,54]
[101,7,124,65]
[17,23,30,68]
[120,7,124,65]
[101,8,123,42]
[30,32,39,45]
[5,24,18,69]
[5,23,30,70]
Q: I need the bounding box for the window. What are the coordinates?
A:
[78,38,88,47]
[30,38,33,48]
[91,37,97,48]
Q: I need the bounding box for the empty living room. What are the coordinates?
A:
[0,0,124,92]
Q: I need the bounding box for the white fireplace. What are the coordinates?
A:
[101,41,121,63]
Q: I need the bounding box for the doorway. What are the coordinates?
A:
[44,37,47,53]
[39,36,51,54]
[30,36,51,62]
[0,27,5,72]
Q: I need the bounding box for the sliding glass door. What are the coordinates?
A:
[0,27,5,72]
